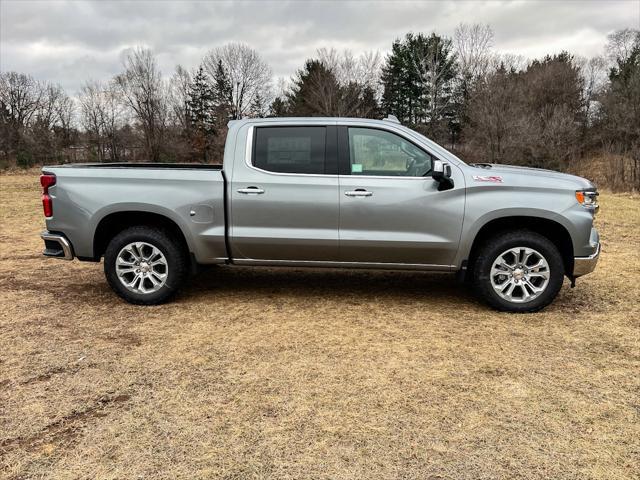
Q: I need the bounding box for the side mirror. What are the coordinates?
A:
[432,160,454,190]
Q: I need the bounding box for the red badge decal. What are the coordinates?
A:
[473,175,503,183]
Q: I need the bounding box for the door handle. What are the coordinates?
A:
[344,189,373,197]
[238,187,265,195]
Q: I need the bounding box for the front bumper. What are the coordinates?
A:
[41,231,74,260]
[573,242,600,277]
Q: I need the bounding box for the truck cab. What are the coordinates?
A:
[227,117,465,269]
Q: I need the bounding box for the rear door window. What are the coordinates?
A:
[253,127,327,174]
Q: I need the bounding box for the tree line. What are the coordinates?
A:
[1,25,638,189]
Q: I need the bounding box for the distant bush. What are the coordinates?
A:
[16,151,33,169]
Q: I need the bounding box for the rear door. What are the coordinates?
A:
[338,125,465,266]
[229,124,340,262]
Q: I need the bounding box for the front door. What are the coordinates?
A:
[338,126,464,266]
[230,124,340,262]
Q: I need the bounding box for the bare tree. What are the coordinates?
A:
[0,72,79,164]
[317,48,350,85]
[203,43,272,119]
[606,28,640,64]
[167,65,191,130]
[577,55,607,126]
[115,47,168,161]
[274,77,289,99]
[316,48,341,78]
[317,48,382,90]
[454,23,494,80]
[359,50,383,91]
[467,68,523,163]
[48,85,75,148]
[79,80,125,161]
[468,53,584,169]
[36,84,67,130]
[0,72,43,130]
[599,31,640,190]
[490,53,527,73]
[79,81,105,158]
[55,92,74,134]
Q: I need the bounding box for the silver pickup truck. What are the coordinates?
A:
[40,116,600,312]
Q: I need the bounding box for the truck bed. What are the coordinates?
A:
[43,163,228,264]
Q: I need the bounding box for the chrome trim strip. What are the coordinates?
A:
[339,174,432,181]
[242,123,440,180]
[573,242,600,277]
[41,231,74,260]
[233,258,454,271]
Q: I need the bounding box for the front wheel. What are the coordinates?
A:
[104,226,188,305]
[472,230,565,312]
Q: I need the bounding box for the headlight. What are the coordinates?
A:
[575,190,599,214]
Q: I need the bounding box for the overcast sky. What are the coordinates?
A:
[1,0,638,93]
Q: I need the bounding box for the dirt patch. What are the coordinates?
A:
[20,366,71,386]
[0,393,131,454]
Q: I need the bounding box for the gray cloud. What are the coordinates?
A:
[1,0,637,93]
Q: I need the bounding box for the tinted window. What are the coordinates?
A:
[348,127,433,176]
[254,127,326,174]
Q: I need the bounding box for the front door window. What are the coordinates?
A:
[348,128,433,177]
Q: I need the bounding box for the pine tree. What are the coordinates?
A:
[250,92,267,118]
[287,59,367,117]
[212,60,233,121]
[381,33,459,142]
[186,65,216,161]
[268,97,288,117]
[287,60,342,116]
[358,85,381,119]
[381,39,408,121]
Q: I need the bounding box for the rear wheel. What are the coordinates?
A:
[104,226,188,305]
[472,230,564,312]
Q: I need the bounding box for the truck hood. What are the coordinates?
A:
[469,163,595,190]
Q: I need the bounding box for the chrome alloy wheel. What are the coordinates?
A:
[489,247,550,303]
[116,242,168,294]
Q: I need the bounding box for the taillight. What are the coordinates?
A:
[40,174,56,218]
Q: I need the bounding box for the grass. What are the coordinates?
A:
[0,172,638,479]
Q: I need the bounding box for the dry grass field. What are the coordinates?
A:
[0,172,638,480]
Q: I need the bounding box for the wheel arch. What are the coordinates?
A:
[93,210,191,261]
[464,216,574,277]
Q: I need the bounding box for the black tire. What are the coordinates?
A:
[104,226,188,305]
[472,230,564,313]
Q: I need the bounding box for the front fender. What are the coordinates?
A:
[454,206,577,269]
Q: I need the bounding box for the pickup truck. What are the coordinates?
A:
[39,116,600,312]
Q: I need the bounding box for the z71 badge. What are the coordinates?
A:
[473,175,503,183]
